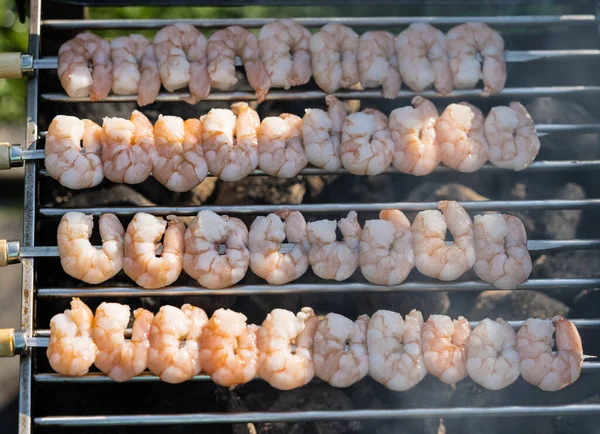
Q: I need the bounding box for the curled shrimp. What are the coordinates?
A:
[259,19,312,89]
[258,307,318,390]
[148,304,208,384]
[199,309,259,387]
[517,316,583,391]
[110,34,150,96]
[123,212,185,289]
[184,31,211,104]
[93,302,154,382]
[47,298,97,376]
[57,212,124,284]
[183,210,250,289]
[474,213,532,290]
[258,113,307,177]
[45,115,104,190]
[153,24,198,92]
[423,314,472,384]
[358,31,401,99]
[314,313,369,388]
[368,309,426,391]
[138,43,161,107]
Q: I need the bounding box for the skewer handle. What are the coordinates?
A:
[0,53,24,79]
[0,240,21,266]
[0,328,14,357]
[0,143,22,170]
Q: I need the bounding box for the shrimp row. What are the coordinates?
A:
[57,201,532,290]
[48,298,583,393]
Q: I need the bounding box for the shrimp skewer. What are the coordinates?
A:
[110,34,150,96]
[153,24,198,92]
[258,113,308,177]
[358,31,400,99]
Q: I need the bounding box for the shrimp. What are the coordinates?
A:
[307,211,361,281]
[183,210,250,289]
[395,23,452,94]
[259,19,312,89]
[467,318,520,390]
[474,213,532,290]
[517,316,583,391]
[249,209,309,285]
[446,22,506,96]
[57,32,112,101]
[202,102,259,181]
[423,314,472,384]
[184,32,211,104]
[436,102,489,173]
[314,313,369,388]
[258,113,307,177]
[368,309,426,391]
[389,96,440,176]
[93,302,154,382]
[110,34,150,95]
[44,115,104,190]
[412,200,475,281]
[138,43,161,107]
[340,109,393,175]
[302,95,347,171]
[257,307,318,390]
[207,26,271,102]
[101,110,154,184]
[47,298,97,376]
[199,309,259,387]
[360,209,414,286]
[310,23,359,93]
[57,212,124,284]
[148,304,208,384]
[484,102,540,171]
[123,212,185,289]
[357,31,401,99]
[153,24,198,92]
[151,115,208,192]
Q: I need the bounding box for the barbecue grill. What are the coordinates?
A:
[1,0,600,433]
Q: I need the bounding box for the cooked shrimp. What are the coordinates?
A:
[138,43,161,106]
[340,109,393,175]
[183,210,249,289]
[148,304,208,384]
[58,32,112,101]
[484,102,540,171]
[368,309,426,391]
[517,316,583,391]
[259,19,312,89]
[358,31,401,99]
[47,298,97,376]
[446,22,506,96]
[110,34,150,95]
[45,115,104,190]
[207,25,271,102]
[474,213,532,290]
[151,115,208,192]
[57,212,124,284]
[258,113,307,177]
[258,307,318,390]
[184,32,211,104]
[395,23,452,94]
[123,212,185,289]
[412,200,475,281]
[93,302,154,382]
[153,24,198,92]
[423,314,471,384]
[389,96,440,176]
[313,313,369,388]
[436,102,489,173]
[199,309,259,387]
[202,102,260,181]
[360,209,414,286]
[249,209,309,285]
[310,23,359,93]
[467,318,520,390]
[307,211,361,281]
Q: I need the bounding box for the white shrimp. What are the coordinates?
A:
[259,19,312,89]
[467,318,520,390]
[340,109,393,175]
[307,211,361,281]
[484,102,540,171]
[45,115,104,190]
[184,32,211,104]
[123,212,185,289]
[412,200,476,281]
[257,307,318,390]
[358,31,401,99]
[313,313,369,388]
[57,212,124,284]
[368,309,427,391]
[389,96,440,176]
[183,210,250,289]
[138,43,161,107]
[153,24,198,92]
[110,34,150,95]
[258,113,307,177]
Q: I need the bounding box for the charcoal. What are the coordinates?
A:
[469,290,568,320]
